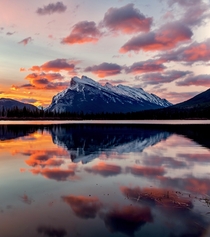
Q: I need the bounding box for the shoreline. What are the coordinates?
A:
[0,119,210,125]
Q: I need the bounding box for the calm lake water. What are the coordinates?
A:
[1,123,210,237]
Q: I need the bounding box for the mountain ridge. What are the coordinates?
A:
[171,88,210,109]
[0,98,38,112]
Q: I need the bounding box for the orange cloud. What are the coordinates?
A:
[85,161,122,177]
[24,149,68,167]
[126,165,165,177]
[62,195,102,219]
[30,167,76,181]
[29,59,76,72]
[61,21,102,45]
[15,72,69,91]
[20,67,26,72]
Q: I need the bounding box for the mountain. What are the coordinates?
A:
[172,88,210,109]
[45,76,172,114]
[0,98,37,111]
[49,124,171,164]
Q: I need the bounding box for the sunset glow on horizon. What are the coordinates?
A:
[1,0,210,107]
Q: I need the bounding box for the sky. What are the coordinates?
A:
[0,0,210,107]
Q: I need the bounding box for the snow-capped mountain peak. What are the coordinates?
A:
[46,76,172,113]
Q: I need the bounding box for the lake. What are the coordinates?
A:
[0,122,210,237]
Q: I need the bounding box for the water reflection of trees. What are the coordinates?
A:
[0,125,41,140]
[1,123,210,151]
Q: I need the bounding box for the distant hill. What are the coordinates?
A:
[0,98,38,112]
[172,88,210,109]
[129,88,210,119]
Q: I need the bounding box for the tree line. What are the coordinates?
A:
[0,105,210,120]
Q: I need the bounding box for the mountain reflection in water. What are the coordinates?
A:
[0,123,210,237]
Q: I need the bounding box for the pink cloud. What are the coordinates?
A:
[36,2,67,15]
[25,72,64,82]
[84,62,122,78]
[176,74,210,87]
[136,70,191,87]
[30,59,76,72]
[120,21,193,53]
[62,195,102,219]
[125,59,166,74]
[61,21,102,44]
[102,3,152,34]
[126,165,165,177]
[18,37,32,46]
[85,161,122,177]
[143,154,187,168]
[159,40,210,64]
